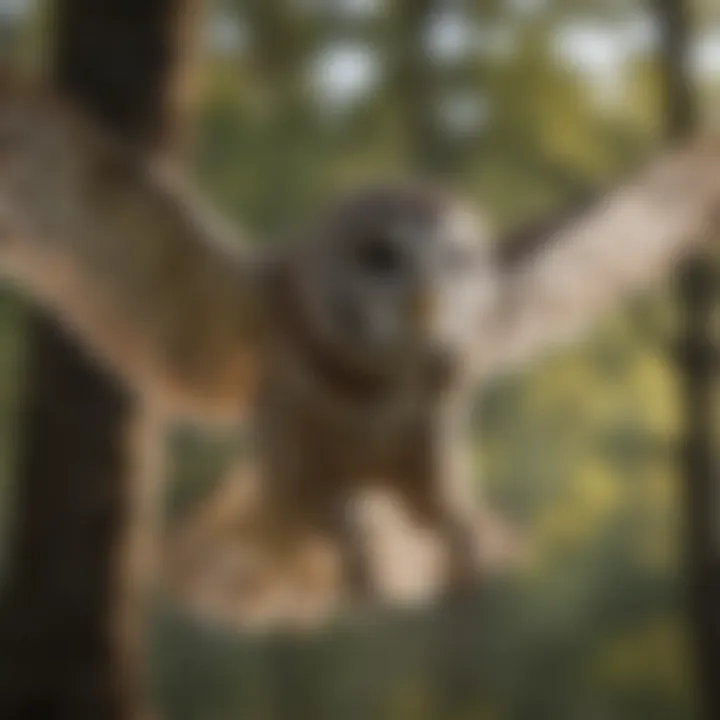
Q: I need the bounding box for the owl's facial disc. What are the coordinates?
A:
[304,186,498,377]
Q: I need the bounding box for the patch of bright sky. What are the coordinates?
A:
[556,15,720,105]
[311,43,379,107]
[0,0,29,20]
[555,15,657,76]
[427,12,520,64]
[557,15,720,81]
[427,10,473,63]
[207,10,247,57]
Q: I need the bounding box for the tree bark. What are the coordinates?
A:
[656,2,720,718]
[0,2,201,719]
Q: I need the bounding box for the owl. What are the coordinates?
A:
[0,75,718,624]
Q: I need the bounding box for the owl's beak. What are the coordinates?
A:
[409,288,435,332]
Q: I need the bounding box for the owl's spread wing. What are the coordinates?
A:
[0,77,268,422]
[484,142,720,373]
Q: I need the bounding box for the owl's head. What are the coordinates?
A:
[286,184,499,387]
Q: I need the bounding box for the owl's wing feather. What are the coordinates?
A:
[0,77,268,421]
[485,142,720,372]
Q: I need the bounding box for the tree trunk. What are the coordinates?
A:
[657,2,720,718]
[0,2,201,719]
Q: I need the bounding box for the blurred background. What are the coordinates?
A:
[0,1,719,719]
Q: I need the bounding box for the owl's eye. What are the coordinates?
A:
[353,233,403,276]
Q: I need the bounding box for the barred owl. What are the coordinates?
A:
[0,75,718,623]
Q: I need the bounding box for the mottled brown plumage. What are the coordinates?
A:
[0,76,718,627]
